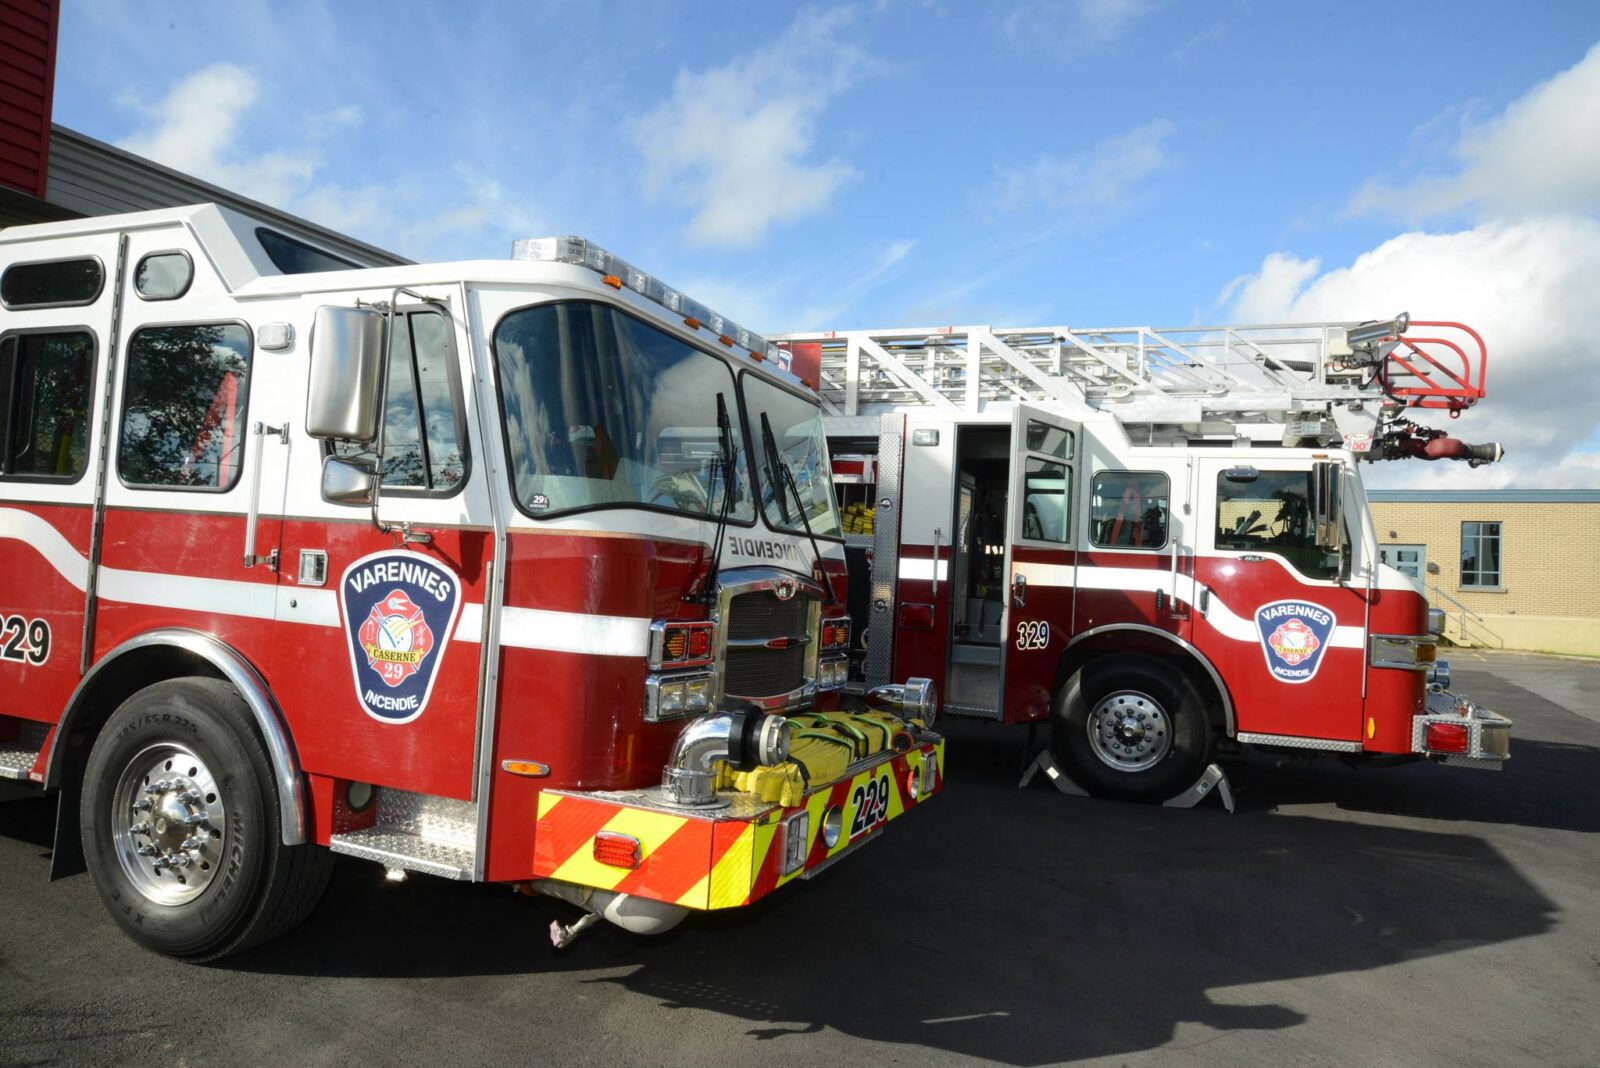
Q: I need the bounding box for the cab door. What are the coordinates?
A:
[271,295,495,801]
[1189,458,1370,741]
[888,411,957,693]
[1001,403,1080,724]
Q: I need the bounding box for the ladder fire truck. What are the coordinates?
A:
[774,317,1512,804]
[0,204,941,959]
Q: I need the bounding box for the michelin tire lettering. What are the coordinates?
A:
[340,550,464,724]
[1255,599,1336,684]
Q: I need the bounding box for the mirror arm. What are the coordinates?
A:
[355,287,448,543]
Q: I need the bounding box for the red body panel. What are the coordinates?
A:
[0,502,90,725]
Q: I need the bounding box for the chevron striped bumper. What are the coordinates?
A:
[531,738,944,910]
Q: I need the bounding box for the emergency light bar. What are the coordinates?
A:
[512,236,794,376]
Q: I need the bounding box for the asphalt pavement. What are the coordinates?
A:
[3,650,1598,1067]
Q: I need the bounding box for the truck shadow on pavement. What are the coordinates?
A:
[1,698,1577,1065]
[204,719,1558,1065]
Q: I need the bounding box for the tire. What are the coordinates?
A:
[79,677,332,960]
[1051,655,1213,802]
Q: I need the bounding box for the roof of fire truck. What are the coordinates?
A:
[775,319,1489,451]
[0,203,817,395]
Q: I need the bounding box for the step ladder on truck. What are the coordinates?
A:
[772,315,1512,806]
[0,206,943,959]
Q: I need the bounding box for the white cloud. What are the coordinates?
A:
[1002,0,1154,44]
[1351,42,1600,220]
[115,63,533,261]
[682,238,916,333]
[994,120,1174,212]
[629,7,867,248]
[1220,219,1600,488]
[119,64,317,207]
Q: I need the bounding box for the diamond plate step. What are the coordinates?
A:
[328,788,477,881]
[328,827,474,880]
[0,721,50,782]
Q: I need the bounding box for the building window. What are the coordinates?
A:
[1460,521,1502,588]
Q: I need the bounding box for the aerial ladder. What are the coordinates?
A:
[776,314,1501,465]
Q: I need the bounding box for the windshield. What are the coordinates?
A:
[742,373,842,538]
[492,301,752,521]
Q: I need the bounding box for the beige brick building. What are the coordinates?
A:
[1368,490,1600,657]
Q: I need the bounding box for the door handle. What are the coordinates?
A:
[1012,572,1027,607]
[931,527,942,596]
[1155,589,1166,614]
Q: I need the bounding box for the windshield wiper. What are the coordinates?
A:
[698,392,736,604]
[760,412,836,605]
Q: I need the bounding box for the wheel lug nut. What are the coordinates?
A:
[137,845,158,857]
[180,836,204,851]
[132,799,152,812]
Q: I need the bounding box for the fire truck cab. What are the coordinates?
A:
[0,205,941,959]
[778,320,1512,803]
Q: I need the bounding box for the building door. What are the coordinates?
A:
[1379,543,1426,582]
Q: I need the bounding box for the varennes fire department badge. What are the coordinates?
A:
[1254,599,1336,685]
[340,550,463,723]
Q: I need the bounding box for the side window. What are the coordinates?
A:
[333,309,468,493]
[1215,469,1343,581]
[1090,471,1169,548]
[1021,457,1070,542]
[1,257,104,309]
[1017,419,1073,544]
[0,332,96,481]
[134,252,194,301]
[119,323,253,491]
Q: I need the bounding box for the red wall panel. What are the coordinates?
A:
[0,0,59,198]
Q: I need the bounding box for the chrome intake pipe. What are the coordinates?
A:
[663,708,791,806]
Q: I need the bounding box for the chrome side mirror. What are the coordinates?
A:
[321,455,377,506]
[306,305,385,441]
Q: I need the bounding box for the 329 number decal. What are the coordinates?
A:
[0,615,50,665]
[849,773,891,837]
[1015,619,1050,650]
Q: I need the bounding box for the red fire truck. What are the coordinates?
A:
[775,318,1512,803]
[0,205,941,959]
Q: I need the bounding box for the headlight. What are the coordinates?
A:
[1369,635,1438,670]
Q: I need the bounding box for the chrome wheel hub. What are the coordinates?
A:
[1087,690,1171,772]
[111,743,227,905]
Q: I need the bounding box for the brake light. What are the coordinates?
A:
[593,832,641,869]
[1425,722,1470,754]
[651,620,715,669]
[900,603,935,630]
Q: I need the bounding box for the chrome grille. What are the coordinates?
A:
[722,589,813,699]
[726,592,809,640]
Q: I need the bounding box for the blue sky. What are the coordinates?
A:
[53,1,1600,486]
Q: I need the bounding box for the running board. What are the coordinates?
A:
[0,721,50,782]
[328,788,477,881]
[1018,749,1235,813]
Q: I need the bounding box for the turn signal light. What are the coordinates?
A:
[593,832,642,869]
[821,618,851,650]
[650,620,715,669]
[1425,722,1470,754]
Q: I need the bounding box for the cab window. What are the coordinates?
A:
[332,308,468,494]
[1215,469,1344,581]
[1090,471,1169,548]
[0,331,95,481]
[119,323,252,491]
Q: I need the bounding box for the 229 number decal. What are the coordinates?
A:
[1015,619,1050,651]
[0,615,51,665]
[849,773,891,837]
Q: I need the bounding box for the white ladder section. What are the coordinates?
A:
[776,316,1486,442]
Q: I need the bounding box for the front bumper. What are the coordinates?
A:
[531,737,944,909]
[1411,690,1512,768]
